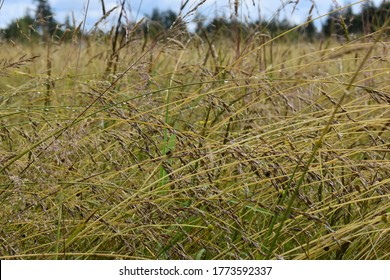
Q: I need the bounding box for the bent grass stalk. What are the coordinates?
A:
[265,20,388,258]
[1,1,389,260]
[159,40,189,188]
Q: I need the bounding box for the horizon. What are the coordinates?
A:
[0,0,385,32]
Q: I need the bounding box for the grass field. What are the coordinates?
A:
[0,2,389,259]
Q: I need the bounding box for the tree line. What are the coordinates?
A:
[1,0,388,43]
[0,0,74,43]
[322,1,389,39]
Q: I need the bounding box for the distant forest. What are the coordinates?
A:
[1,0,389,42]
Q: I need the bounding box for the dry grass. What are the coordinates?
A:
[0,2,389,260]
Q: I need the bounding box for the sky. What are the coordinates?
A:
[0,0,385,31]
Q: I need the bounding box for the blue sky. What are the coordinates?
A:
[0,0,384,30]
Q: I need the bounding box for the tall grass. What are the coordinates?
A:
[0,0,389,259]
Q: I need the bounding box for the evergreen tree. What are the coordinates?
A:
[193,13,205,34]
[1,13,37,41]
[301,19,316,41]
[322,7,341,37]
[205,17,230,35]
[34,0,58,37]
[322,1,388,37]
[342,5,362,35]
[377,0,390,22]
[361,0,376,33]
[143,8,186,39]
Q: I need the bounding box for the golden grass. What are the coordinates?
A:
[0,20,389,260]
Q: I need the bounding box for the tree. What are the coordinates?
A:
[322,7,341,37]
[149,8,182,30]
[160,10,178,30]
[143,8,187,39]
[361,0,376,34]
[342,5,362,34]
[322,1,388,37]
[1,13,38,42]
[0,1,62,42]
[376,1,390,34]
[193,12,205,34]
[301,19,316,41]
[35,0,58,38]
[205,17,230,36]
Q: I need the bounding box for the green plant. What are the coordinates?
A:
[0,0,389,260]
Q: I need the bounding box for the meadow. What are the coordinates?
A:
[0,3,389,259]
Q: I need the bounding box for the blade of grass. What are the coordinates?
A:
[265,20,388,258]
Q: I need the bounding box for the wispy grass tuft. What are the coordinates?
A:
[0,0,389,260]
